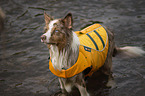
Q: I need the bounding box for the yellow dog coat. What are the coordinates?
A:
[49,23,109,78]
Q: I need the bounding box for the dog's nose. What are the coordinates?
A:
[40,35,46,41]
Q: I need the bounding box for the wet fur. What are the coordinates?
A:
[41,12,145,96]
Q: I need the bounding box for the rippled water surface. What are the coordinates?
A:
[0,0,145,96]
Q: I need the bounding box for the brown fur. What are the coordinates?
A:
[43,18,73,51]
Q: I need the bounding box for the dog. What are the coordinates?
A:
[41,12,145,96]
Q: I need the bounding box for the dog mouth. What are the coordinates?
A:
[46,42,56,45]
[41,40,56,45]
[41,38,57,45]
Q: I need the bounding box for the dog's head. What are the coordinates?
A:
[41,12,73,49]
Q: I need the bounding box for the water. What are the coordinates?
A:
[0,0,145,96]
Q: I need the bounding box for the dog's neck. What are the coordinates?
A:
[49,32,80,71]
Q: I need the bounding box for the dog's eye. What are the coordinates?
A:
[55,30,59,33]
[44,29,47,33]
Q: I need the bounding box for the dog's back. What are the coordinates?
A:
[75,23,109,77]
[76,23,108,51]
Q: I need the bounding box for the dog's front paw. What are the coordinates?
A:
[106,79,116,88]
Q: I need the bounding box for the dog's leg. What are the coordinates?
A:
[76,84,90,96]
[101,56,116,88]
[105,57,116,87]
[58,78,68,95]
[59,78,73,95]
[75,77,90,96]
[64,82,72,93]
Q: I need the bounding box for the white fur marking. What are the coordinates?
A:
[50,45,68,70]
[43,19,59,43]
[76,84,90,96]
[50,32,80,71]
[64,84,72,93]
[50,45,60,70]
[71,32,80,53]
[58,78,64,90]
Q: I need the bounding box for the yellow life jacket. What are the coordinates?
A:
[49,23,109,78]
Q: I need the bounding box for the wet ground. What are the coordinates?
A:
[0,0,145,96]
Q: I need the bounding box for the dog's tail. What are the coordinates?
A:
[113,46,145,58]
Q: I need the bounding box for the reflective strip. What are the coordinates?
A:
[94,30,105,48]
[86,33,99,50]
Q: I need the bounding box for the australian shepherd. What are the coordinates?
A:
[41,12,145,96]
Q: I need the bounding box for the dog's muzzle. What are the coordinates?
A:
[40,35,56,45]
[40,35,46,43]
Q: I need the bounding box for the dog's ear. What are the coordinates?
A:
[44,11,53,24]
[62,13,73,29]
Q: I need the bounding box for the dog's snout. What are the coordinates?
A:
[41,35,46,41]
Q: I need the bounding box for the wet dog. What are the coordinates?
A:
[41,12,145,96]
